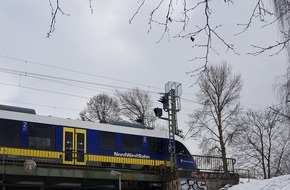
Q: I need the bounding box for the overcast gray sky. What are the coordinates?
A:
[0,1,288,153]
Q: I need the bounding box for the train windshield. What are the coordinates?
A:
[175,140,197,170]
[176,141,191,155]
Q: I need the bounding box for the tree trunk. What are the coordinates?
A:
[220,139,228,172]
[260,137,267,179]
[218,112,228,172]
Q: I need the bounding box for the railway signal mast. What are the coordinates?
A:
[154,82,182,171]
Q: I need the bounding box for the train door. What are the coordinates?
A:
[63,127,86,165]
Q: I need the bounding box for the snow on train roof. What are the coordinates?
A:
[0,109,172,140]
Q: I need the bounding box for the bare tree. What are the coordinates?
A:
[129,0,290,74]
[43,1,289,87]
[131,0,239,76]
[281,141,290,174]
[187,62,242,172]
[45,1,289,60]
[241,0,290,56]
[234,109,290,179]
[131,0,290,105]
[273,0,290,57]
[80,93,120,123]
[274,0,290,114]
[115,88,156,128]
[275,68,290,104]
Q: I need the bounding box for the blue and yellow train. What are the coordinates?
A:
[0,105,196,171]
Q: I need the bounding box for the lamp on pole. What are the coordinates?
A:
[110,170,122,190]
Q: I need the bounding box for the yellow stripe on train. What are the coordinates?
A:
[87,154,169,166]
[2,147,61,159]
[1,147,171,167]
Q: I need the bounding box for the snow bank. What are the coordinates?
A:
[228,175,290,190]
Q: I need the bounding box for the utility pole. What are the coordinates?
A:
[154,82,182,171]
[168,88,177,170]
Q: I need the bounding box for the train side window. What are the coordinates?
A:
[121,134,142,153]
[99,132,116,151]
[0,119,22,148]
[28,123,55,150]
[148,137,164,155]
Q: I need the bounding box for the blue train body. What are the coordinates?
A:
[0,105,197,171]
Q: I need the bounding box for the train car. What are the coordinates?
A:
[0,105,197,171]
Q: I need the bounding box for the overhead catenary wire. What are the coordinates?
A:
[0,54,203,98]
[0,67,160,93]
[0,99,81,112]
[0,54,272,108]
[0,66,274,114]
[0,82,90,99]
[0,54,163,91]
[0,54,279,121]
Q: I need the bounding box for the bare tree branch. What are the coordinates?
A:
[248,37,290,56]
[47,0,70,38]
[89,0,94,14]
[235,0,273,36]
[129,0,146,24]
[130,0,239,80]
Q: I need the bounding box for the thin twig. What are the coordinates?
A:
[47,0,70,38]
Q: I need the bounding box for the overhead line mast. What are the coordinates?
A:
[154,81,182,171]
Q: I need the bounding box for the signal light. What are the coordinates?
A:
[154,108,163,117]
[158,93,169,112]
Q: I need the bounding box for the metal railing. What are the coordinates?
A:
[176,154,236,173]
[235,168,256,180]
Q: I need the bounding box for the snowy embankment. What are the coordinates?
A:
[227,174,290,190]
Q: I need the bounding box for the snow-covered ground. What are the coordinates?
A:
[226,175,290,190]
